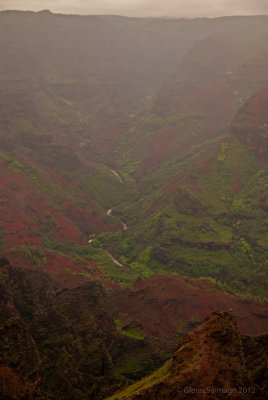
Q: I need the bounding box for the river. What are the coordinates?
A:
[110,169,124,184]
[106,208,128,230]
[105,251,123,267]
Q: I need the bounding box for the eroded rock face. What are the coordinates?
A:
[0,258,116,400]
[0,259,43,399]
[0,258,163,400]
[231,88,268,161]
[1,258,267,400]
[126,312,267,400]
[169,312,249,399]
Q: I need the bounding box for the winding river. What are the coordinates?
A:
[110,169,124,184]
[106,208,128,231]
[88,169,127,267]
[105,251,123,267]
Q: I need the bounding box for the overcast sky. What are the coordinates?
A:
[0,0,268,18]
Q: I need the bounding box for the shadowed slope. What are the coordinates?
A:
[108,312,268,399]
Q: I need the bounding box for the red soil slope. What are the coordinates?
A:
[108,275,268,339]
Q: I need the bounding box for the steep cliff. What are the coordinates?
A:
[109,312,268,399]
[0,258,163,399]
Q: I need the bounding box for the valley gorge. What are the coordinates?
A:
[0,10,267,399]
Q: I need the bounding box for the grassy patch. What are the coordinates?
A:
[107,359,172,399]
[122,329,145,340]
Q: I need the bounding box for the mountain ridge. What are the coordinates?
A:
[0,11,267,399]
[0,258,267,400]
[107,311,268,400]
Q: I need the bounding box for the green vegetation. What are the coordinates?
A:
[0,12,266,304]
[43,237,138,285]
[115,320,145,340]
[122,329,145,340]
[0,12,268,400]
[20,245,47,267]
[94,136,268,299]
[115,319,123,330]
[108,359,172,399]
[3,112,266,299]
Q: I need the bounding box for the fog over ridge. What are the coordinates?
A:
[1,0,268,17]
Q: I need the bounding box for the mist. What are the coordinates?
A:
[1,0,268,17]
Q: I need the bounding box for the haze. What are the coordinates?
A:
[1,0,268,17]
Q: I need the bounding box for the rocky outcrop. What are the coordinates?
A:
[0,259,163,400]
[113,312,267,400]
[1,258,268,400]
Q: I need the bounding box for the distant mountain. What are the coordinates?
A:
[0,11,268,400]
[231,88,268,160]
[0,10,267,293]
[114,31,268,177]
